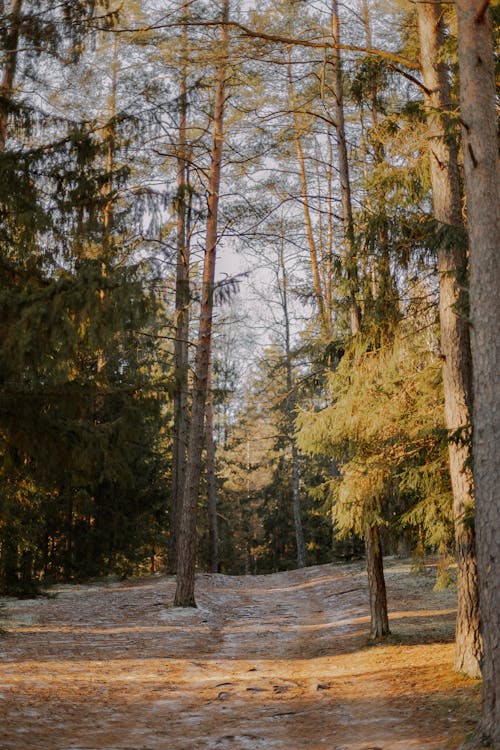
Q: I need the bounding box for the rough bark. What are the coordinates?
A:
[417,1,481,679]
[0,0,22,151]
[455,1,500,744]
[174,0,228,607]
[169,2,191,574]
[365,524,390,638]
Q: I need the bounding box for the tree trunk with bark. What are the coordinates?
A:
[0,0,22,151]
[330,0,361,336]
[0,0,22,590]
[455,1,500,744]
[174,0,228,607]
[365,524,390,638]
[279,238,306,568]
[328,0,388,637]
[169,1,191,574]
[206,365,219,574]
[287,57,331,340]
[416,1,481,679]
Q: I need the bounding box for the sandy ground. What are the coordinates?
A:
[0,559,480,750]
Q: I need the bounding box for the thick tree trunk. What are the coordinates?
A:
[365,524,390,638]
[174,0,228,607]
[0,0,22,151]
[416,1,481,678]
[455,1,500,744]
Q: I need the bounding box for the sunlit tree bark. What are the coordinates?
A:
[330,0,388,638]
[174,0,229,607]
[416,0,481,679]
[455,0,500,744]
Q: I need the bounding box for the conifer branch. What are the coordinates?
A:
[102,18,420,71]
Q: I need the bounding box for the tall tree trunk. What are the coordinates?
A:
[455,1,500,744]
[361,0,396,329]
[206,364,219,574]
[170,1,191,574]
[279,236,306,568]
[330,0,361,335]
[287,58,331,339]
[417,1,481,679]
[330,0,388,637]
[102,32,118,244]
[95,33,118,396]
[0,0,22,151]
[174,0,229,607]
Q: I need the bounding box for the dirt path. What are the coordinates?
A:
[0,560,479,750]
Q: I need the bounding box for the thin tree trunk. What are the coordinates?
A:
[174,0,229,607]
[417,1,481,678]
[291,441,305,568]
[330,0,388,637]
[362,0,396,328]
[170,1,191,574]
[206,364,219,574]
[64,490,74,582]
[0,0,22,151]
[330,0,361,335]
[455,1,500,744]
[95,33,118,393]
[279,235,306,568]
[287,57,331,339]
[325,128,335,315]
[365,524,390,638]
[102,32,118,244]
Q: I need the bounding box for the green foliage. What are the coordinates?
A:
[297,316,453,552]
[0,7,172,593]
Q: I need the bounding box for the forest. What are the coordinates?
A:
[0,0,498,747]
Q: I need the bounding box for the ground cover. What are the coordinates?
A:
[0,558,480,749]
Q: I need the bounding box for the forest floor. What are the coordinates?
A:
[0,558,481,750]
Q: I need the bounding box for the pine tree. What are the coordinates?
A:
[174,0,230,607]
[0,1,169,591]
